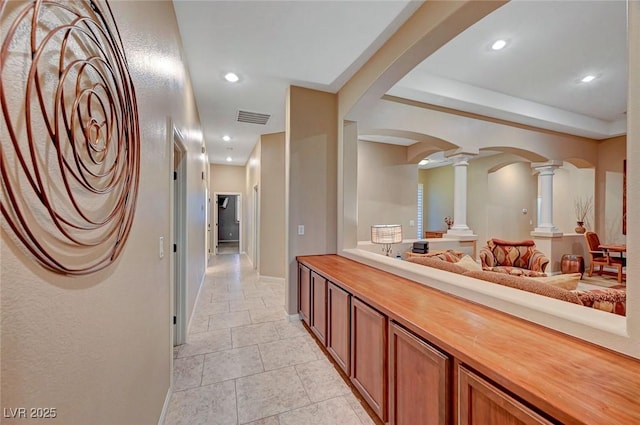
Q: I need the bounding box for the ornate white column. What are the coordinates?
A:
[532,161,562,236]
[447,154,474,236]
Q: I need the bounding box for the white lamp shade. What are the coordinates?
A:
[371,224,403,244]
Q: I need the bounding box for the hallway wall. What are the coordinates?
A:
[260,132,286,278]
[244,133,286,279]
[0,2,207,424]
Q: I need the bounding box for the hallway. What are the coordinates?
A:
[165,254,375,425]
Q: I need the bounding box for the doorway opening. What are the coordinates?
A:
[172,128,187,346]
[214,192,242,255]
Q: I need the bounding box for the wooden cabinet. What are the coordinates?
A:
[351,297,388,422]
[389,322,450,425]
[310,271,327,344]
[298,264,311,325]
[327,282,350,374]
[458,366,553,425]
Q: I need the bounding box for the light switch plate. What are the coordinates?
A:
[159,237,164,258]
[298,225,305,235]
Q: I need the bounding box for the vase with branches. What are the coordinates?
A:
[574,196,593,234]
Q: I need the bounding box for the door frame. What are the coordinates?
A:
[253,185,259,270]
[213,191,242,254]
[171,125,187,347]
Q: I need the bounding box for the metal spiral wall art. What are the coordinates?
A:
[0,0,140,275]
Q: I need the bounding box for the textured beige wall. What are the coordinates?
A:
[210,164,246,194]
[553,163,595,234]
[484,162,537,242]
[419,166,454,233]
[595,136,627,244]
[286,86,337,314]
[357,141,418,241]
[260,133,286,278]
[0,2,206,424]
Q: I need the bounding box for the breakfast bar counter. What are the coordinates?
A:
[297,254,640,425]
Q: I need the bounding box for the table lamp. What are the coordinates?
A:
[371,224,403,256]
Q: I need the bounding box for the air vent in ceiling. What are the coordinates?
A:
[237,110,270,125]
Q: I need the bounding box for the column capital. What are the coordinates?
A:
[447,153,475,167]
[531,160,563,174]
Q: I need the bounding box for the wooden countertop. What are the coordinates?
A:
[298,254,640,425]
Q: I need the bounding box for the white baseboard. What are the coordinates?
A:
[259,275,285,284]
[287,313,301,322]
[158,385,172,425]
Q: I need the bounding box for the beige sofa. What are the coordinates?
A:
[406,252,626,316]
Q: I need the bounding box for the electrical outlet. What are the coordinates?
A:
[298,225,305,235]
[159,237,164,259]
[409,220,415,227]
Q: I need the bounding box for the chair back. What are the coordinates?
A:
[584,232,601,251]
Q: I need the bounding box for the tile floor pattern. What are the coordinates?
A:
[165,254,376,425]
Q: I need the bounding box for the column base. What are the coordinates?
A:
[447,228,475,237]
[531,228,563,238]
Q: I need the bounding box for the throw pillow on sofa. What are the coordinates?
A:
[456,255,483,272]
[483,266,547,277]
[531,273,581,290]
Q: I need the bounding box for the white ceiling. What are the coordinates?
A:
[173,0,421,165]
[173,0,628,165]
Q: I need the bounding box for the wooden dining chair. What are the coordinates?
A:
[584,232,625,283]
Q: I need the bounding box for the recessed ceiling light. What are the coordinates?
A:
[224,72,239,83]
[491,39,507,50]
[226,156,232,162]
[222,135,231,142]
[581,74,597,83]
[418,159,428,166]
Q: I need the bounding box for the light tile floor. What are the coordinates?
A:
[165,254,376,425]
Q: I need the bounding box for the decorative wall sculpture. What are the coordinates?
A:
[0,0,140,275]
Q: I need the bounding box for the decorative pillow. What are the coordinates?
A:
[486,266,546,278]
[406,256,468,275]
[490,238,536,247]
[456,255,482,272]
[573,289,626,316]
[531,273,581,290]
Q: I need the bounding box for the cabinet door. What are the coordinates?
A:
[310,271,327,344]
[351,297,387,422]
[298,264,311,326]
[458,366,554,425]
[327,282,350,374]
[389,322,450,425]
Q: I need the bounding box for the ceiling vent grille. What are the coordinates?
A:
[237,110,270,125]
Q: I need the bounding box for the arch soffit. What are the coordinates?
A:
[480,146,547,163]
[359,128,460,163]
[562,157,596,169]
[479,148,596,170]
